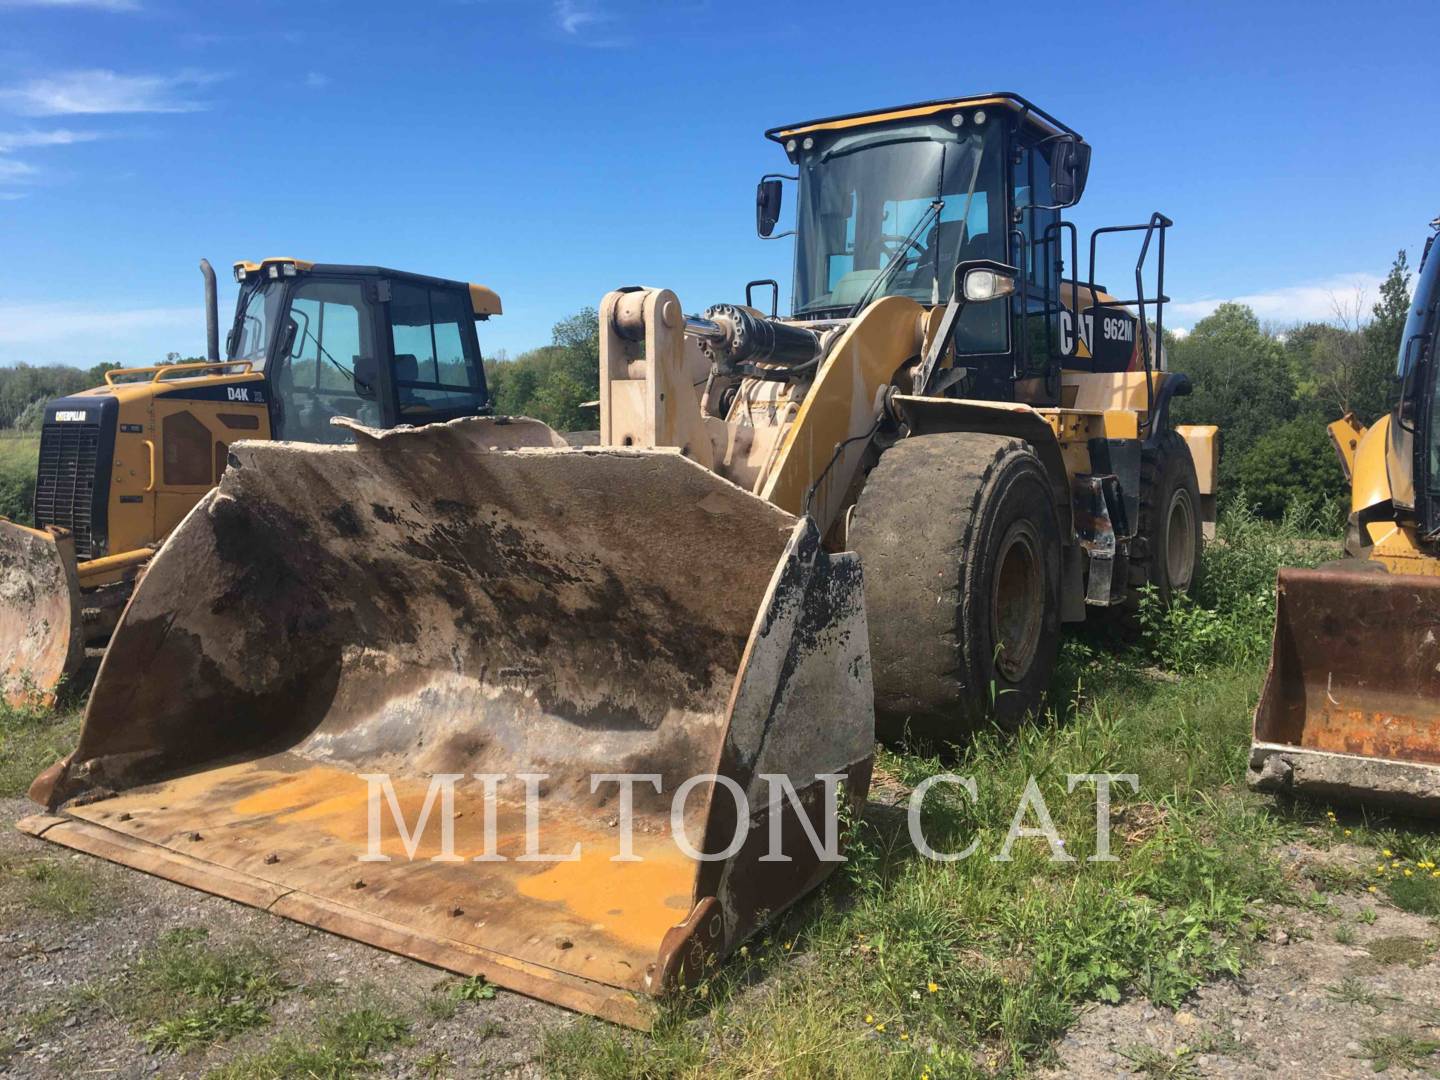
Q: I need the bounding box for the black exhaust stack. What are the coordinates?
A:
[199,258,219,362]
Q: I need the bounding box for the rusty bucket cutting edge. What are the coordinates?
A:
[21,418,875,1027]
[1249,564,1440,814]
[0,519,83,708]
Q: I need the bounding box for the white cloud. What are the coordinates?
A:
[0,301,197,365]
[0,0,140,10]
[0,157,35,179]
[304,71,330,88]
[0,127,98,151]
[1170,273,1386,328]
[552,0,627,45]
[0,69,222,116]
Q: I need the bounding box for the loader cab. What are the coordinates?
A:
[1398,228,1440,539]
[228,259,497,443]
[762,94,1161,401]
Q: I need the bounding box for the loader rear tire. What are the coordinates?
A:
[849,433,1062,745]
[1115,430,1203,625]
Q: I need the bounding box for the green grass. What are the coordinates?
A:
[0,854,108,919]
[0,697,82,798]
[95,927,291,1054]
[207,998,410,1079]
[539,505,1336,1078]
[1356,1032,1440,1073]
[0,431,38,525]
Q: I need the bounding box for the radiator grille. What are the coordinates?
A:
[34,420,102,559]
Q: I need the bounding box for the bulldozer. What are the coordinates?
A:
[0,257,503,705]
[1250,216,1440,813]
[20,93,1218,1026]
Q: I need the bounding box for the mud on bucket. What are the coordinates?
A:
[21,417,874,1027]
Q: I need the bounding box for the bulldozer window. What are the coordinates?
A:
[388,282,487,417]
[229,281,284,365]
[274,279,379,444]
[792,119,1006,328]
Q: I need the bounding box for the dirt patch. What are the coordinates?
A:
[1041,843,1440,1079]
[0,797,576,1078]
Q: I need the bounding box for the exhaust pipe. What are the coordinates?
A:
[199,258,219,362]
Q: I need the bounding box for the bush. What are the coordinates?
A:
[1136,499,1340,673]
[1232,413,1348,523]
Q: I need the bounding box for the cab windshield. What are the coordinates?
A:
[1398,241,1440,381]
[793,119,1005,315]
[228,281,285,368]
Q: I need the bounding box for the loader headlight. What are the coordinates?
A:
[234,266,247,282]
[962,267,1017,303]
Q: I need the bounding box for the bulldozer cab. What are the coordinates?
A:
[228,259,499,444]
[758,93,1162,401]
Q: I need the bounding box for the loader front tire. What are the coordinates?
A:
[849,433,1062,745]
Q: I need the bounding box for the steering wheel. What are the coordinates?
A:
[879,233,927,263]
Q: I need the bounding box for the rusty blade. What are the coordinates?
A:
[25,417,874,1025]
[1250,565,1440,812]
[0,520,83,707]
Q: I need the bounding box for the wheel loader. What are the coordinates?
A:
[19,93,1218,1027]
[0,257,503,705]
[1250,216,1440,814]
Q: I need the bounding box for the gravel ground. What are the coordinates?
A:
[0,796,575,1079]
[1041,843,1440,1079]
[8,789,1440,1079]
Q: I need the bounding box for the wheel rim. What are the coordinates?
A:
[991,522,1043,683]
[1164,487,1197,594]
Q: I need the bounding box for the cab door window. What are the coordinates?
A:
[273,280,379,443]
[388,283,487,416]
[1013,144,1060,301]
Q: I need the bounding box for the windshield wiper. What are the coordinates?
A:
[845,197,943,319]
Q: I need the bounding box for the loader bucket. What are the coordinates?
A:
[19,417,873,1027]
[0,520,83,707]
[1249,564,1440,814]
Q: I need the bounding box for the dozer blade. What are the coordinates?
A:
[1250,564,1440,814]
[20,417,873,1027]
[0,520,83,707]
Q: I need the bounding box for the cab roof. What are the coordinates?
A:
[765,92,1080,144]
[232,257,501,317]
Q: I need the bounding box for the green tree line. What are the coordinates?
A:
[0,252,1414,528]
[1169,251,1411,522]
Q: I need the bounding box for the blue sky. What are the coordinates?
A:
[0,0,1435,367]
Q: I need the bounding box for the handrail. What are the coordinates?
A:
[142,439,156,492]
[1085,213,1173,433]
[104,360,253,386]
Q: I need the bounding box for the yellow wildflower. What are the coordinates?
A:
[1345,830,1353,836]
[1405,868,1414,877]
[1384,849,1394,857]
[1368,885,1378,893]
[927,981,939,993]
[876,1023,887,1033]
[901,1032,910,1041]
[864,1014,874,1024]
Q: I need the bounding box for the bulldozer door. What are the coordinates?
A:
[270,277,385,444]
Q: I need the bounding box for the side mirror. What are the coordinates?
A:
[279,317,299,359]
[353,355,379,400]
[225,326,239,359]
[962,266,1018,303]
[756,177,783,238]
[1050,136,1092,208]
